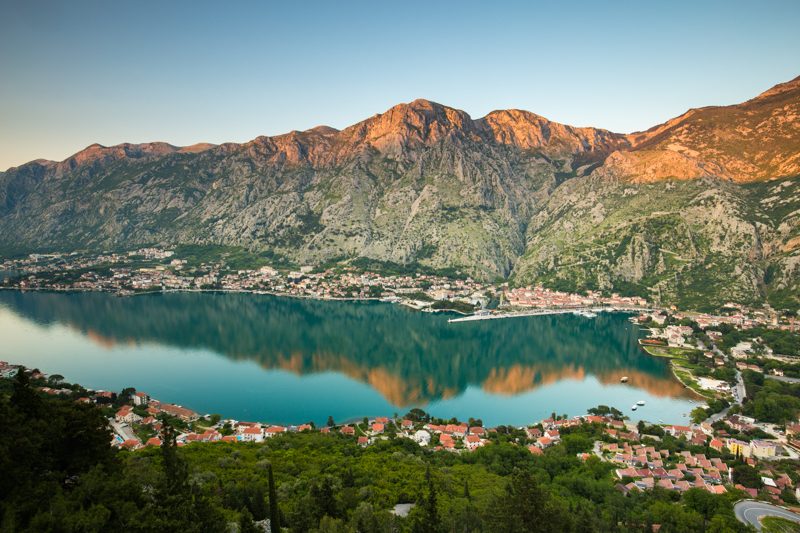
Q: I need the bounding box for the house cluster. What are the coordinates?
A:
[421,422,489,451]
[744,469,799,504]
[3,247,492,309]
[505,286,647,310]
[0,361,21,379]
[611,443,729,495]
[650,325,695,347]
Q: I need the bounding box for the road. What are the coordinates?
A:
[110,420,137,442]
[734,500,800,530]
[702,337,745,424]
[767,374,800,384]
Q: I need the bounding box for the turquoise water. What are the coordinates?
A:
[0,291,696,426]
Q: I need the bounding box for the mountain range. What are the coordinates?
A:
[2,76,799,311]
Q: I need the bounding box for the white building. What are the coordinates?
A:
[412,430,431,446]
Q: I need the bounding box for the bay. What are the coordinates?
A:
[0,290,696,426]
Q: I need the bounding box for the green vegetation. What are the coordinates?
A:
[349,257,468,280]
[430,300,475,314]
[670,363,717,400]
[0,371,750,532]
[740,370,800,425]
[761,516,800,533]
[173,244,291,271]
[715,324,800,357]
[640,344,701,359]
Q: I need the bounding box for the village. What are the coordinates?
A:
[5,248,800,330]
[3,356,800,509]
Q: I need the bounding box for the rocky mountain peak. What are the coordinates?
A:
[338,99,477,157]
[478,109,629,155]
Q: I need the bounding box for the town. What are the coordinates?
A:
[3,354,800,510]
[3,248,799,329]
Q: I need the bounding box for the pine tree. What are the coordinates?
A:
[268,463,281,532]
[413,465,441,533]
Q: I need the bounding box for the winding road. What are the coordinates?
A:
[734,500,800,530]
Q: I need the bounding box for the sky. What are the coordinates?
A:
[1,0,799,170]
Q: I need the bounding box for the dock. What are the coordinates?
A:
[447,306,650,323]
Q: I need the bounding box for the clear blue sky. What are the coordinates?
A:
[1,0,799,170]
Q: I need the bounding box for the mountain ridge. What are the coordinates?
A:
[1,77,799,311]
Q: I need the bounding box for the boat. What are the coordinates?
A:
[636,400,646,406]
[631,405,637,411]
[620,376,629,383]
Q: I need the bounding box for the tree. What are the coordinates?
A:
[142,421,225,532]
[412,465,442,533]
[486,468,565,532]
[238,507,260,533]
[310,475,339,521]
[268,463,281,532]
[327,415,335,427]
[691,407,708,424]
[732,463,763,489]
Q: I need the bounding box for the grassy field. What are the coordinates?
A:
[761,516,800,533]
[671,363,717,400]
[640,343,702,359]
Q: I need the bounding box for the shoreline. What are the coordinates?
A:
[0,286,479,319]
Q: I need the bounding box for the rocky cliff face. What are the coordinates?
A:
[1,77,799,310]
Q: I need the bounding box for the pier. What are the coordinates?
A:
[447,306,650,323]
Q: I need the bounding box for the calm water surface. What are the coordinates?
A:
[0,291,697,426]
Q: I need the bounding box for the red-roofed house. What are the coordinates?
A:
[265,426,286,437]
[241,426,264,443]
[465,435,485,451]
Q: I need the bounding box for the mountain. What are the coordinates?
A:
[1,78,799,311]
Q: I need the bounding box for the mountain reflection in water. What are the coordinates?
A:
[0,291,695,425]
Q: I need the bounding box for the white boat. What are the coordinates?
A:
[620,376,629,383]
[631,405,637,411]
[636,400,646,406]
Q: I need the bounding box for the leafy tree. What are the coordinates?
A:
[732,463,763,489]
[486,468,568,532]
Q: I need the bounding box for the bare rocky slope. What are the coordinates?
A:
[1,78,799,311]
